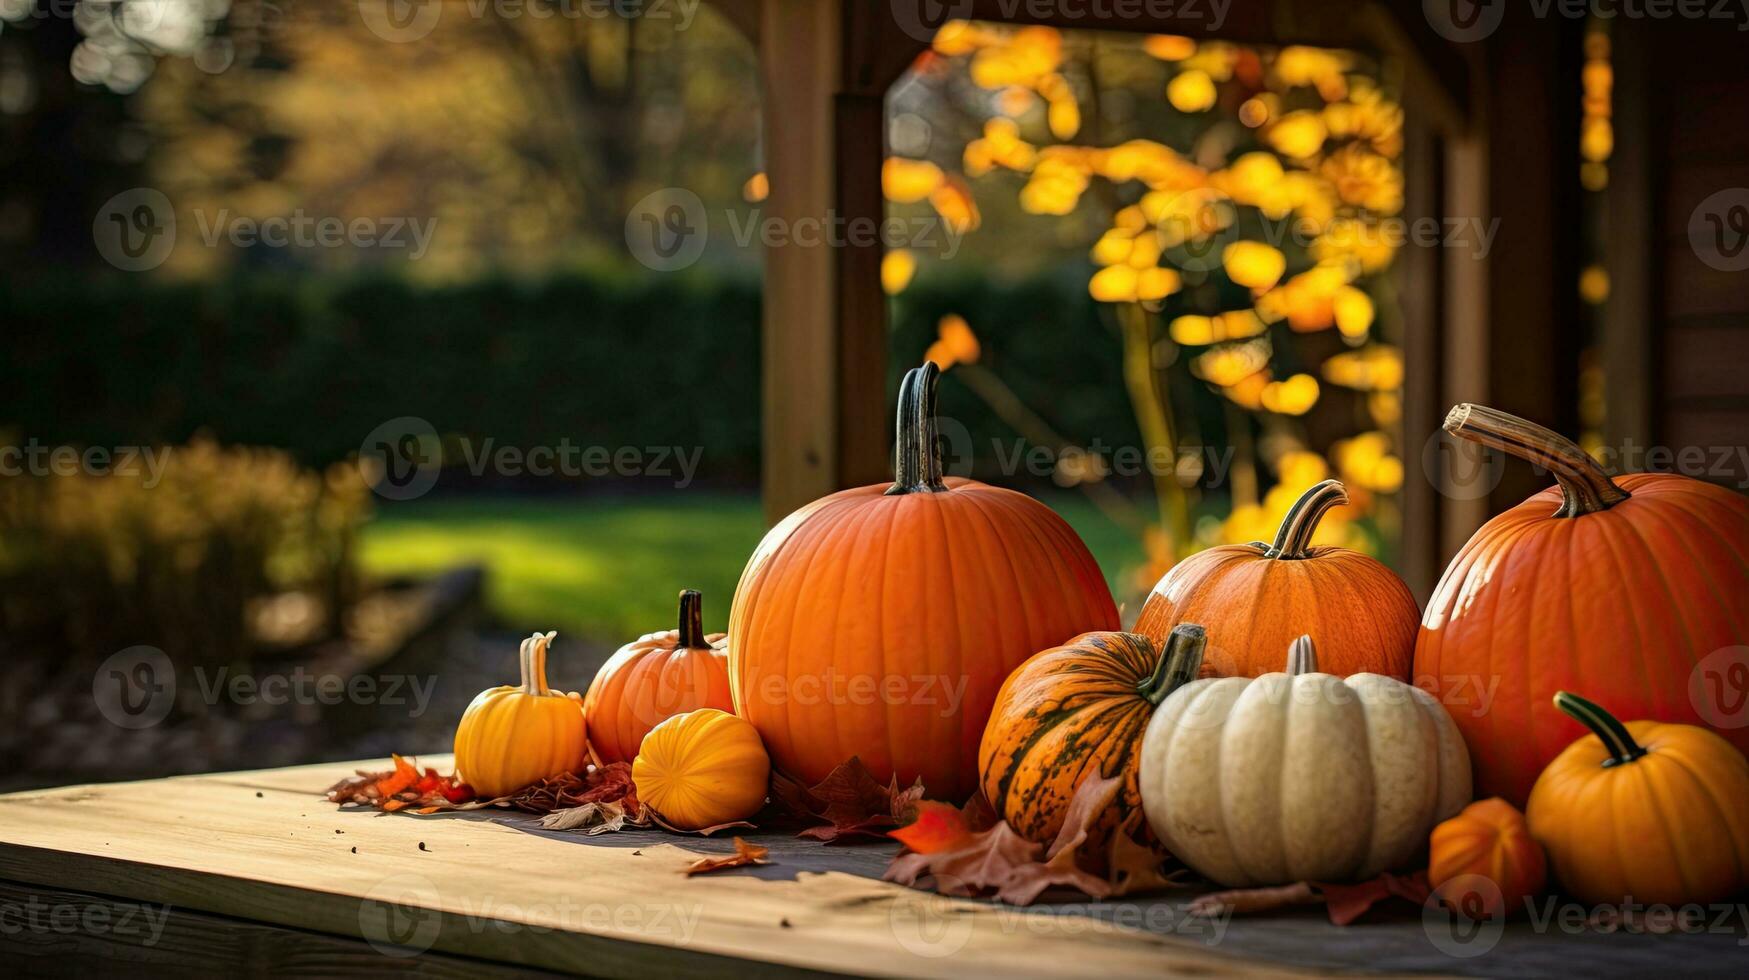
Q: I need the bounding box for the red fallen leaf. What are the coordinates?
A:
[684,837,771,875]
[883,775,1125,905]
[957,790,998,834]
[441,782,475,804]
[889,801,974,854]
[772,757,925,844]
[1318,871,1431,926]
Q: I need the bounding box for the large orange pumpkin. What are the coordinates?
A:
[1133,479,1417,679]
[1416,404,1749,805]
[729,362,1120,801]
[583,590,733,765]
[979,624,1206,854]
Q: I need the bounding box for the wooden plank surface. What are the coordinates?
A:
[0,758,1299,979]
[4,759,1746,978]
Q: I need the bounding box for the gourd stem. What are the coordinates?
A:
[1264,480,1348,559]
[1286,635,1318,675]
[520,631,557,696]
[886,361,949,495]
[1553,691,1647,767]
[1444,404,1630,518]
[1138,623,1207,705]
[675,590,707,649]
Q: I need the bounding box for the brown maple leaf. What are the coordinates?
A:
[684,837,771,875]
[772,757,925,843]
[1106,811,1184,897]
[882,774,1131,905]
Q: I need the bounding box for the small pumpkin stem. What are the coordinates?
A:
[1139,623,1207,705]
[675,590,707,649]
[1264,480,1348,559]
[1444,404,1630,518]
[1553,691,1648,767]
[886,361,949,495]
[1286,635,1318,675]
[520,631,558,696]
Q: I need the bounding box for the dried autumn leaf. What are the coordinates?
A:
[1106,811,1184,897]
[684,837,771,875]
[541,801,630,834]
[1188,882,1321,918]
[884,821,1043,897]
[772,757,925,844]
[1185,871,1433,926]
[889,801,974,855]
[1318,871,1431,926]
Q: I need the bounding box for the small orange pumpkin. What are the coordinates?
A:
[1429,798,1547,919]
[1134,479,1417,679]
[454,631,589,798]
[729,362,1120,801]
[1526,692,1749,906]
[584,590,733,765]
[980,624,1206,854]
[633,708,771,830]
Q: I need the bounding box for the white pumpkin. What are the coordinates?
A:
[1139,636,1471,887]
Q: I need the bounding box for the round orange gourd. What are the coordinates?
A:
[453,631,589,798]
[980,624,1205,853]
[1416,404,1749,805]
[1526,692,1749,906]
[1429,798,1547,919]
[1134,479,1417,679]
[584,590,733,765]
[728,362,1120,801]
[633,708,771,830]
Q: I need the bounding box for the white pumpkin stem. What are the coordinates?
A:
[519,630,559,695]
[1444,403,1630,517]
[1286,635,1317,675]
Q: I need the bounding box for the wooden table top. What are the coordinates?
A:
[1,758,1743,978]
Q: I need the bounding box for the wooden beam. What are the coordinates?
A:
[834,90,892,491]
[758,0,842,523]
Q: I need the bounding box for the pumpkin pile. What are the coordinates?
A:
[417,382,1749,916]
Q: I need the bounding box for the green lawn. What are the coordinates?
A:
[357,492,1149,639]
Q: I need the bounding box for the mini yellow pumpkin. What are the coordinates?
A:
[1526,691,1749,906]
[453,631,589,798]
[633,708,770,830]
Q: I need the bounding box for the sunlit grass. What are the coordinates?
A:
[357,492,1147,639]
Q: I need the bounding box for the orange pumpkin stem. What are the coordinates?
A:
[1264,480,1348,559]
[1138,623,1207,705]
[676,590,707,649]
[1444,404,1630,518]
[887,361,950,495]
[1553,691,1648,767]
[519,631,559,696]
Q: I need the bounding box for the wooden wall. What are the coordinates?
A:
[1619,23,1749,489]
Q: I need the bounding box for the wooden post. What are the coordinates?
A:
[757,0,842,523]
